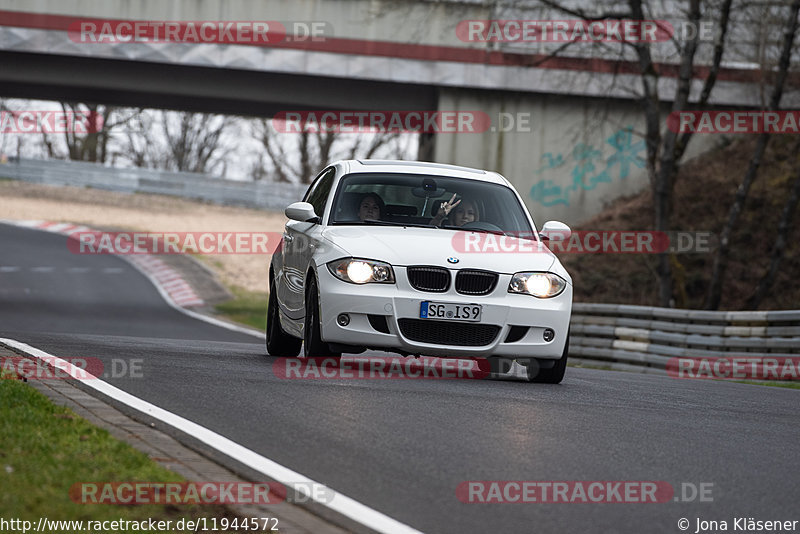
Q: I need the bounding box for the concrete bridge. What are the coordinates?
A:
[0,0,778,223]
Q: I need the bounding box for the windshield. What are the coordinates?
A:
[329,173,535,235]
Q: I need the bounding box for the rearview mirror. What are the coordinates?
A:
[540,221,571,242]
[412,186,446,198]
[285,202,320,224]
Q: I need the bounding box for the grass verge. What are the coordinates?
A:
[214,287,268,331]
[0,378,237,528]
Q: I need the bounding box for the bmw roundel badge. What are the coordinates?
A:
[447,257,459,264]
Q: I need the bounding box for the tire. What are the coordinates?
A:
[303,276,341,359]
[266,279,301,357]
[526,334,569,384]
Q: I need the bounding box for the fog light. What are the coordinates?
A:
[543,328,555,342]
[337,313,350,327]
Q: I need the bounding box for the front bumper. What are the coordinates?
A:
[316,266,572,359]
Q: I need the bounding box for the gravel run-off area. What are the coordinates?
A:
[0,181,289,294]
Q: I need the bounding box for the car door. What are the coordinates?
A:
[282,167,336,317]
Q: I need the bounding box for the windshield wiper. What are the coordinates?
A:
[347,220,437,229]
[442,225,507,236]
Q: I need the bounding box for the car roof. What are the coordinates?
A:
[338,159,510,186]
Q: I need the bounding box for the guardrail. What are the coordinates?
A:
[570,303,800,374]
[0,157,307,211]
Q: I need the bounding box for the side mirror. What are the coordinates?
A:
[540,221,571,242]
[285,202,320,224]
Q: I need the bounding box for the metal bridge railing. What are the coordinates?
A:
[0,157,307,211]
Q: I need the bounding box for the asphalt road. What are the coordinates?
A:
[2,222,799,534]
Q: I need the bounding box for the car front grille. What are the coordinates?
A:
[398,319,500,346]
[455,270,498,295]
[407,266,450,292]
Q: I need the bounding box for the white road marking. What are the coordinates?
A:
[101,267,124,274]
[0,219,256,336]
[2,220,44,228]
[174,298,205,306]
[169,289,197,299]
[0,338,424,534]
[30,266,55,273]
[64,225,91,235]
[44,222,76,233]
[0,266,21,272]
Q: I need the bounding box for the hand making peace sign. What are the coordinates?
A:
[439,194,461,217]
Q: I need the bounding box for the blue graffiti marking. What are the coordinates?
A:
[604,128,646,179]
[533,152,565,174]
[529,126,646,207]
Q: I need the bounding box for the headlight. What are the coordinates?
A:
[327,258,395,284]
[508,272,566,298]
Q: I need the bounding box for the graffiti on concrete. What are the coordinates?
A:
[529,127,646,207]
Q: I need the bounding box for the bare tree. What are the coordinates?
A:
[0,99,12,159]
[247,152,270,182]
[252,118,409,183]
[114,109,234,175]
[705,0,799,310]
[536,0,733,307]
[40,102,136,163]
[117,110,162,168]
[161,112,231,174]
[344,131,402,160]
[745,140,800,309]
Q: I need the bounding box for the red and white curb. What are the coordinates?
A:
[127,255,204,307]
[1,220,204,308]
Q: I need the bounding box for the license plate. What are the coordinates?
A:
[419,301,482,322]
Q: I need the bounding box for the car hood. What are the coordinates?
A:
[321,226,556,273]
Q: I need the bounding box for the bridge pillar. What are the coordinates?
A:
[433,88,714,225]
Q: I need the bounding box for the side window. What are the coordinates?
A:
[303,168,336,219]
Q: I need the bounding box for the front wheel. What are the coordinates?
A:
[303,277,341,359]
[266,282,302,357]
[524,334,569,384]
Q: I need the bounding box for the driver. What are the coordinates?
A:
[431,194,479,227]
[358,192,385,221]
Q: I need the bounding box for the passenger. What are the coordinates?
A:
[451,198,479,226]
[431,194,479,227]
[358,192,385,221]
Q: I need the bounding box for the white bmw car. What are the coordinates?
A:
[267,160,573,383]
